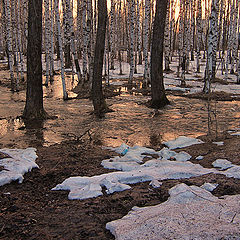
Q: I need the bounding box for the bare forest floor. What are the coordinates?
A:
[0,60,240,239]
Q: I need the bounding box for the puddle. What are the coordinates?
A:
[0,67,239,149]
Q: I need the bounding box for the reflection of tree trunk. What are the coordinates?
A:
[150,0,169,109]
[92,0,110,117]
[23,0,47,120]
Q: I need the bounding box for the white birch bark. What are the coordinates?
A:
[15,0,24,82]
[143,0,150,83]
[44,0,51,85]
[49,0,55,80]
[12,0,20,91]
[232,0,238,73]
[136,0,142,65]
[196,0,202,73]
[55,0,68,99]
[117,0,123,75]
[82,0,88,82]
[4,0,15,91]
[129,0,135,84]
[203,0,219,94]
[87,0,94,84]
[110,0,115,70]
[164,0,171,71]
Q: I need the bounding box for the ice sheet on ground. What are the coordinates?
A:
[0,148,38,186]
[212,159,234,170]
[163,136,204,149]
[106,183,240,240]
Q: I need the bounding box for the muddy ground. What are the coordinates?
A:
[0,61,240,239]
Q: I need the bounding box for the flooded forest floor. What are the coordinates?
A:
[0,59,240,239]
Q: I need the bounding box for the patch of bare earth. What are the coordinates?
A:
[1,133,240,240]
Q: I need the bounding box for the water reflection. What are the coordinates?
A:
[0,75,240,149]
[43,74,78,99]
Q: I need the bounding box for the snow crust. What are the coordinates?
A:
[212,159,234,170]
[106,183,240,240]
[163,136,204,149]
[201,182,218,192]
[0,148,38,186]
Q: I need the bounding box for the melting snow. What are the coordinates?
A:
[212,159,234,170]
[0,148,38,186]
[163,136,204,149]
[106,183,240,240]
[52,136,240,200]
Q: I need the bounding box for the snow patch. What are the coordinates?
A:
[201,182,218,192]
[106,184,240,240]
[0,148,38,186]
[163,136,204,149]
[212,159,233,170]
[213,141,224,146]
[196,155,204,160]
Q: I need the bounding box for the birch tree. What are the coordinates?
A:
[129,0,135,85]
[143,0,150,85]
[196,0,202,73]
[203,0,219,94]
[55,0,68,99]
[4,0,15,91]
[164,0,171,71]
[110,0,115,70]
[44,0,51,85]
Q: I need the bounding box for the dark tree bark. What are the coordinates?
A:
[23,0,47,119]
[92,0,110,117]
[150,0,169,109]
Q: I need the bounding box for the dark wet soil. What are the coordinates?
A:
[1,134,240,240]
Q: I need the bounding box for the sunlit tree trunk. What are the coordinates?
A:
[49,0,55,80]
[55,0,68,99]
[150,0,169,108]
[203,0,219,94]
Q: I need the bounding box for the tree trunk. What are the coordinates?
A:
[150,0,169,109]
[92,0,110,117]
[4,0,15,91]
[203,0,219,94]
[23,0,47,119]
